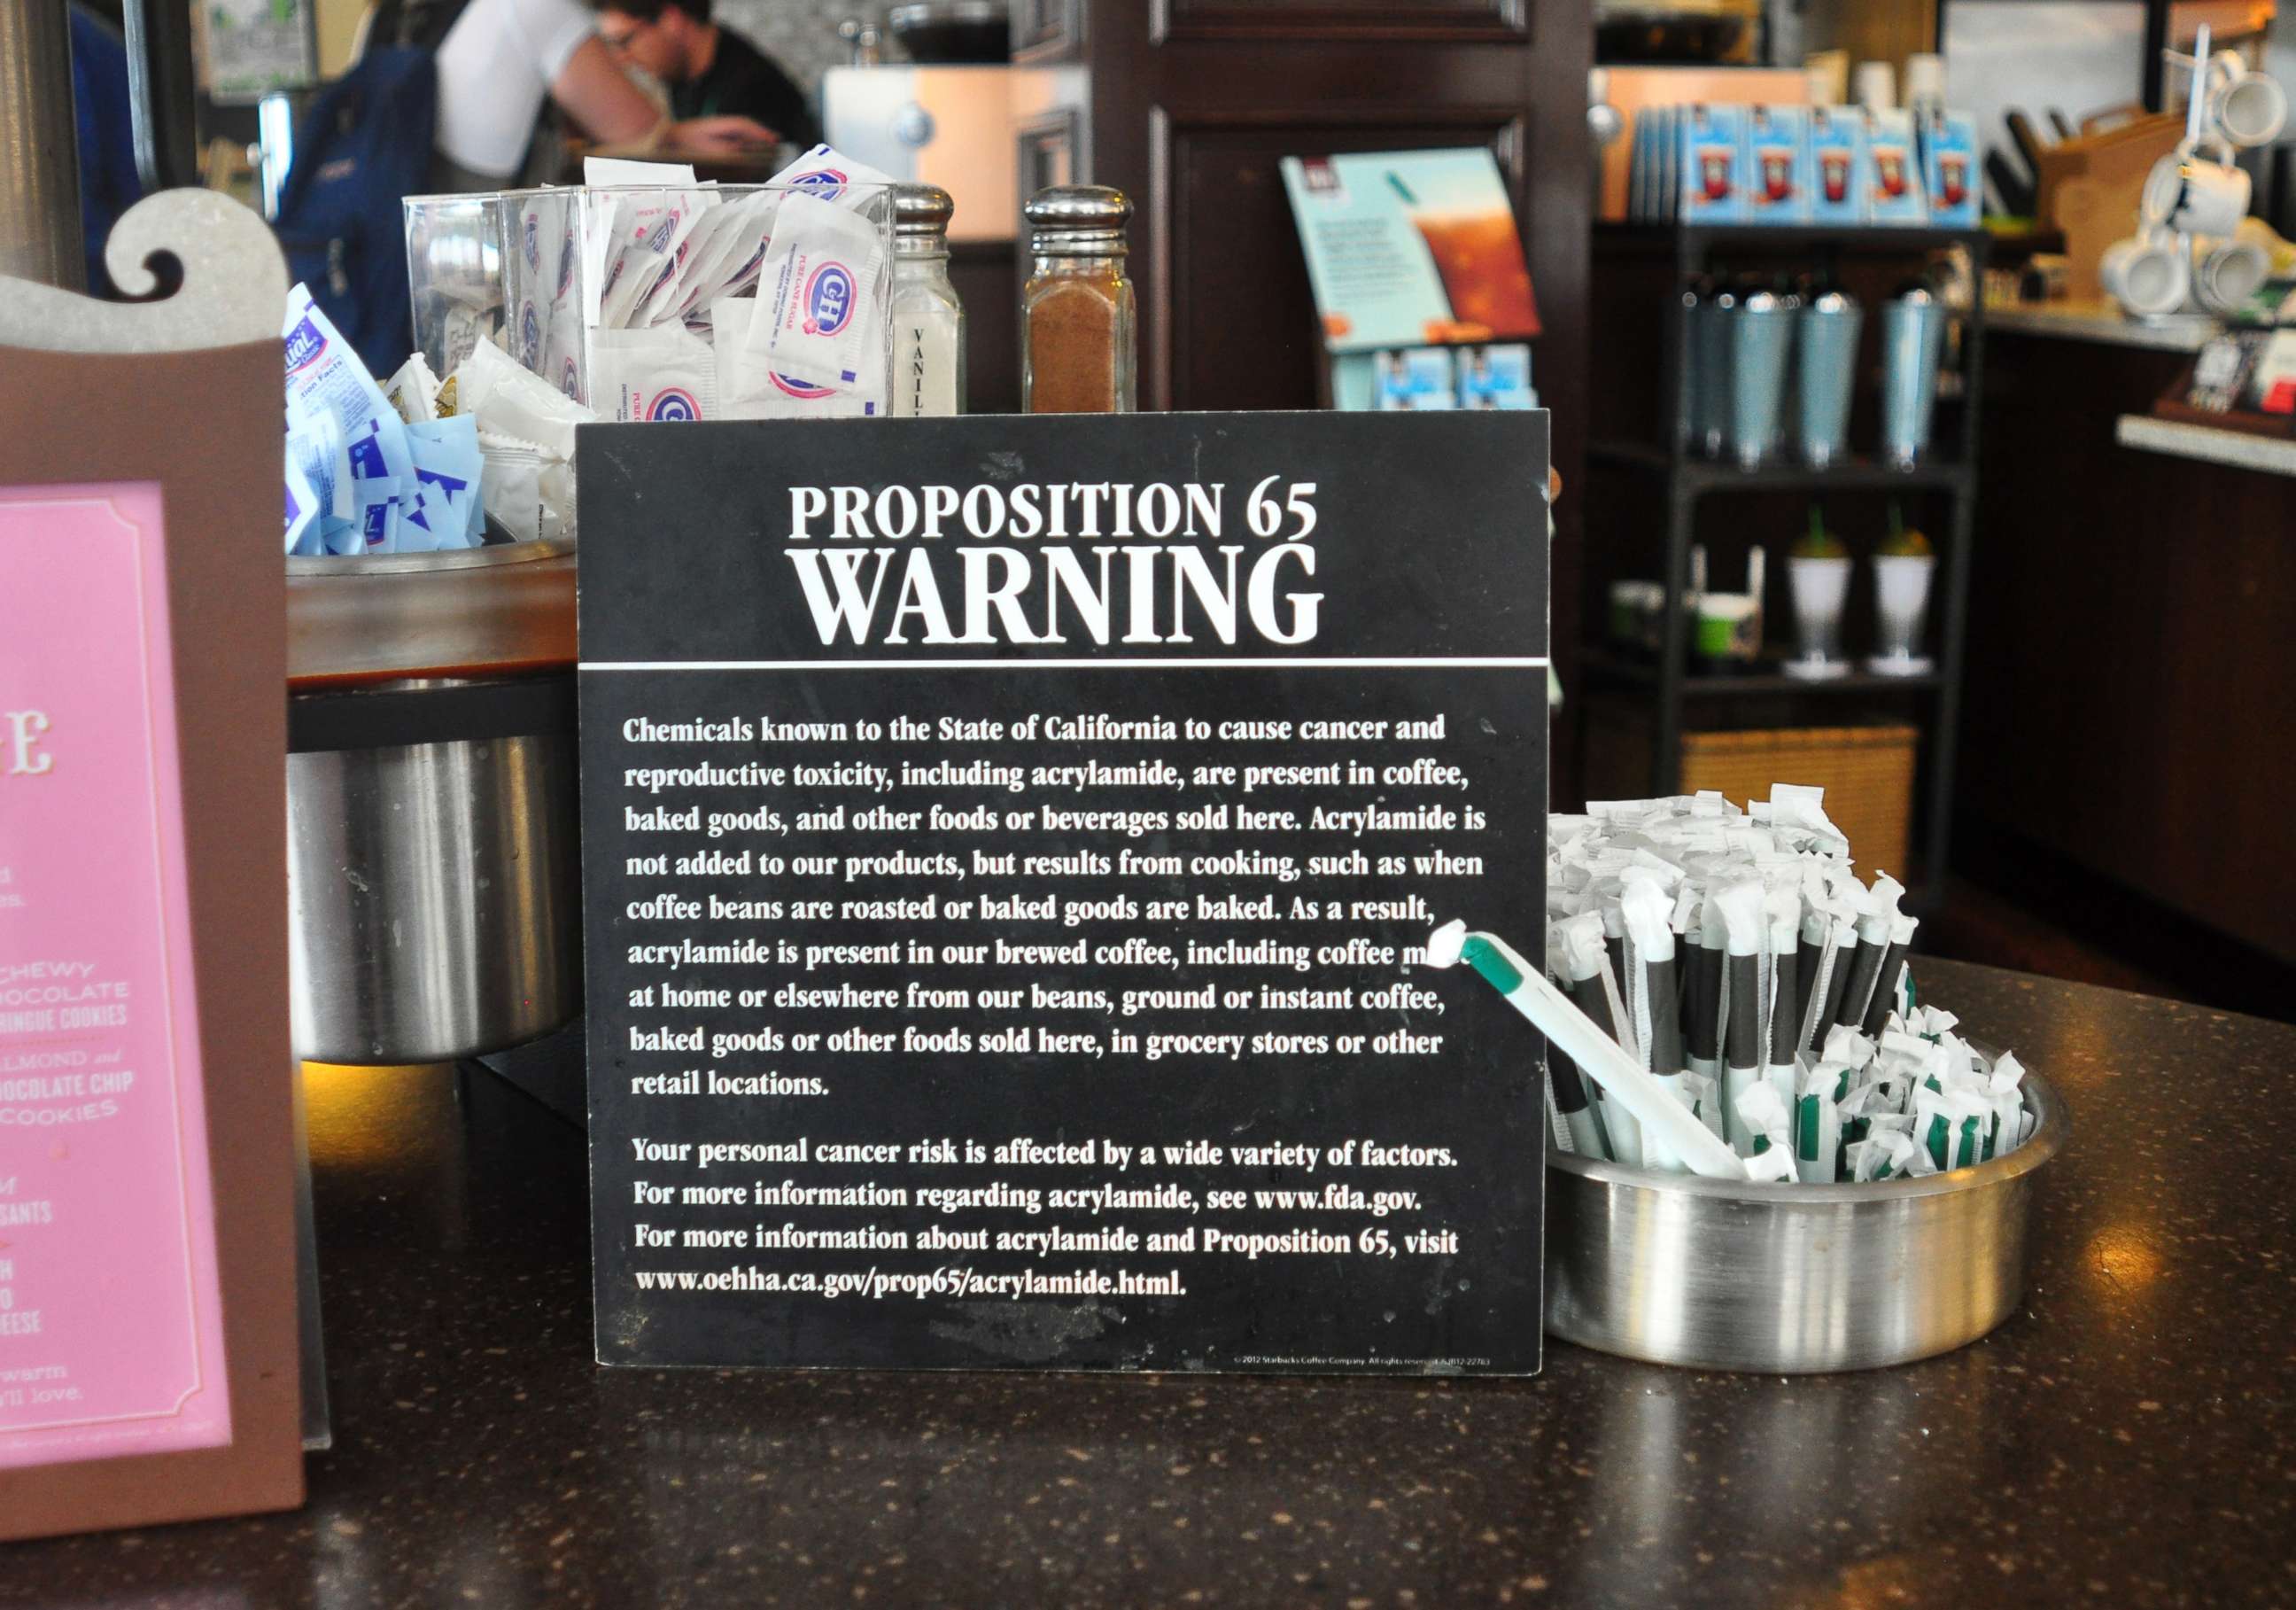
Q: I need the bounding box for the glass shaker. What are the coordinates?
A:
[890,183,966,417]
[1021,185,1136,414]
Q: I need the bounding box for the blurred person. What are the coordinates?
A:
[593,0,818,149]
[67,2,142,294]
[431,0,773,185]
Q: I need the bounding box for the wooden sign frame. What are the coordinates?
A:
[0,192,303,1537]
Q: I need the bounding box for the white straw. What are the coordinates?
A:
[1427,922,1749,1180]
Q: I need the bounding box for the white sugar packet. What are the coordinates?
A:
[593,325,719,423]
[599,190,715,331]
[742,191,887,393]
[672,191,780,319]
[716,299,884,418]
[768,143,896,206]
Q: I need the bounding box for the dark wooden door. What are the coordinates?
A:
[1015,0,1591,789]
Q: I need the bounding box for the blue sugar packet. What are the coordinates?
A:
[404,416,485,552]
[284,445,322,556]
[284,283,412,486]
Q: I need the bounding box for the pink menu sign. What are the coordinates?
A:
[0,482,231,1466]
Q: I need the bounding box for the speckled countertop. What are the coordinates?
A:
[11,961,2292,1607]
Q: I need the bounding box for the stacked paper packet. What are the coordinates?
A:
[1524,786,2031,1184]
[284,286,489,556]
[281,144,903,556]
[571,145,896,423]
[284,294,601,556]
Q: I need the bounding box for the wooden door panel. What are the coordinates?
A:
[1155,0,1531,43]
[1047,0,1589,789]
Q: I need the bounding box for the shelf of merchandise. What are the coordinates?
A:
[1585,222,1990,909]
[1582,650,1944,699]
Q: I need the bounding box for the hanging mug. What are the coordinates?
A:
[2142,152,2252,237]
[2100,231,2193,319]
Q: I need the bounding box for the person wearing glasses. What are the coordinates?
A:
[593,0,819,151]
[431,0,777,186]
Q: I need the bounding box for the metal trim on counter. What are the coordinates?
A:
[1984,300,2219,352]
[288,673,578,754]
[2114,412,2296,478]
[287,538,578,688]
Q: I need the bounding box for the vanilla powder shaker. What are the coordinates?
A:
[889,184,965,416]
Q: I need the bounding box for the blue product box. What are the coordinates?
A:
[1679,105,1747,223]
[1865,109,1928,225]
[1806,105,1869,225]
[1921,110,1981,228]
[1373,346,1458,411]
[1744,105,1811,223]
[1656,105,1679,220]
[1459,343,1534,409]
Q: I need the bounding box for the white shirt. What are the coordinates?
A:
[434,0,594,180]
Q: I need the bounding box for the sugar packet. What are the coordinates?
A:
[599,189,715,331]
[718,298,885,418]
[744,191,887,393]
[593,325,720,423]
[454,337,597,463]
[770,143,896,206]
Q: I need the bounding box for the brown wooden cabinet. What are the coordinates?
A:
[1013,0,1591,782]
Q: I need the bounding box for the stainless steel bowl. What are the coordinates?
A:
[1545,1072,2067,1373]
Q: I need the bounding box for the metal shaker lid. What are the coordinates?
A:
[893,183,956,236]
[1024,185,1133,254]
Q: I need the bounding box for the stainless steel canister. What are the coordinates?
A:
[287,543,581,1063]
[1545,1071,2067,1372]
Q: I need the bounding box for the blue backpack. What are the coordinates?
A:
[273,45,438,379]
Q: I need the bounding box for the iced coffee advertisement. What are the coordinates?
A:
[0,486,231,1467]
[1280,149,1540,352]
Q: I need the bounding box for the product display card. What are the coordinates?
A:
[0,486,233,1466]
[578,409,1549,1374]
[1280,150,1540,353]
[0,198,303,1539]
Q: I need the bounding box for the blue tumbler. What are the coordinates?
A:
[1881,289,1948,469]
[1726,289,1793,470]
[1796,291,1862,467]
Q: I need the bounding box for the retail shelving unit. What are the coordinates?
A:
[1584,222,1992,912]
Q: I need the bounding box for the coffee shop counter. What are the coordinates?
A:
[12,961,2292,1607]
[1967,315,2296,970]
